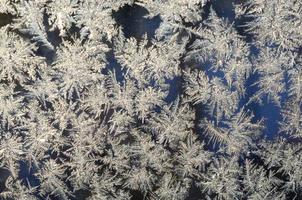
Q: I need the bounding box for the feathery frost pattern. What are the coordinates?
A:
[0,0,301,199]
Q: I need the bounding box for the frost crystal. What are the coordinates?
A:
[0,0,301,199]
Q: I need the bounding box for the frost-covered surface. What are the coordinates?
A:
[0,0,301,199]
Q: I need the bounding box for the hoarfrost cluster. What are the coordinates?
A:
[0,0,301,199]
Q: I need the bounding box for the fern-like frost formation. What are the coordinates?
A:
[0,0,301,199]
